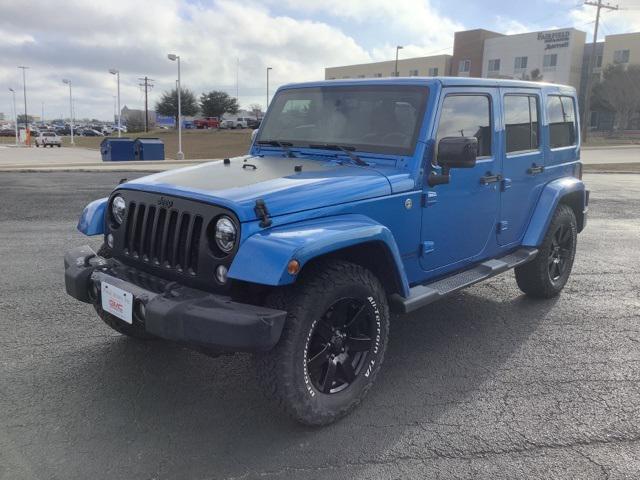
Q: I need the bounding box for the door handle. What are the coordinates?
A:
[527,164,544,175]
[480,173,503,185]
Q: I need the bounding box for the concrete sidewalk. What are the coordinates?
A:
[0,143,638,172]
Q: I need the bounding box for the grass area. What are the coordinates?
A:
[0,129,253,160]
[583,134,640,147]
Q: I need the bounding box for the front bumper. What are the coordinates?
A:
[64,246,286,352]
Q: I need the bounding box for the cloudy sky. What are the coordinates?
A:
[1,0,640,122]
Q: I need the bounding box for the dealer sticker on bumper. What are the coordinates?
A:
[101,282,133,324]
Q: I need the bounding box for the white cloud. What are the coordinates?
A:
[0,0,465,121]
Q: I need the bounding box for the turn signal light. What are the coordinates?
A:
[287,260,300,275]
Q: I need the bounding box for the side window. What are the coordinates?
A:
[547,95,577,148]
[436,95,492,158]
[504,94,540,153]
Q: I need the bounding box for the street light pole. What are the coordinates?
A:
[395,46,403,77]
[266,67,272,109]
[168,53,183,160]
[109,68,122,137]
[8,88,18,145]
[18,65,29,144]
[62,79,74,145]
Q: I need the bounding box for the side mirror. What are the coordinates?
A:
[428,136,478,187]
[251,129,259,143]
[437,136,478,169]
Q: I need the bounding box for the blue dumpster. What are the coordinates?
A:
[100,137,135,161]
[134,138,165,161]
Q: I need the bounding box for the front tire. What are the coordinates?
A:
[515,203,577,298]
[255,260,390,426]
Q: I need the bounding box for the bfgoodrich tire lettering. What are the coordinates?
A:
[515,203,577,298]
[255,260,390,426]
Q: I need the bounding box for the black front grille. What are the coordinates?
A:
[123,201,203,274]
[108,190,239,290]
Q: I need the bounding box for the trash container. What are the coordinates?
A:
[134,138,165,161]
[100,137,135,161]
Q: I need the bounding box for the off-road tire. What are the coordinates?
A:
[515,203,577,298]
[255,260,390,426]
[92,242,155,340]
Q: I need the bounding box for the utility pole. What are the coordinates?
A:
[582,0,618,142]
[266,67,272,109]
[138,76,154,132]
[395,46,403,77]
[18,66,29,143]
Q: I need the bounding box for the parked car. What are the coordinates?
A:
[194,117,220,129]
[64,77,588,426]
[246,118,262,129]
[220,117,250,129]
[35,131,62,147]
[81,129,103,137]
[0,129,15,137]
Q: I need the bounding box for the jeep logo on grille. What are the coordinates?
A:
[157,197,173,208]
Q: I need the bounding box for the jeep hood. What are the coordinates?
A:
[119,156,396,222]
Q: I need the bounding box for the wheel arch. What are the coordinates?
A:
[522,177,586,247]
[228,214,411,297]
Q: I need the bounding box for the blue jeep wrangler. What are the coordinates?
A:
[65,77,588,425]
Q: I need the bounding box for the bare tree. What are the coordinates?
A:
[592,64,640,131]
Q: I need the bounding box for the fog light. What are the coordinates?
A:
[106,233,114,248]
[215,265,228,284]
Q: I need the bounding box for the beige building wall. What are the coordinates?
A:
[602,32,640,68]
[325,55,451,80]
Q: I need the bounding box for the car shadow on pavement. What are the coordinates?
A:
[3,283,559,479]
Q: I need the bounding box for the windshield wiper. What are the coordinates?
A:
[256,140,296,157]
[307,144,367,166]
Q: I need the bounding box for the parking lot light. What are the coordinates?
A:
[167,53,183,160]
[62,79,74,145]
[109,69,121,138]
[8,88,18,145]
[395,46,403,77]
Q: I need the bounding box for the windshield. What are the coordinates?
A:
[258,85,429,156]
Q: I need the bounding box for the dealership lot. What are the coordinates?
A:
[1,172,639,479]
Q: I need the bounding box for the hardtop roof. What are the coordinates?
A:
[279,76,576,95]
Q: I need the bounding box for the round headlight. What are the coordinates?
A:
[215,216,237,253]
[111,195,126,225]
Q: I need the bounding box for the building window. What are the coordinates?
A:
[436,95,492,157]
[504,95,539,153]
[543,54,558,69]
[357,74,366,78]
[458,60,471,73]
[514,56,528,70]
[488,59,501,72]
[547,95,577,148]
[373,73,382,78]
[409,69,419,76]
[596,55,603,68]
[613,49,630,64]
[342,76,350,79]
[428,67,438,76]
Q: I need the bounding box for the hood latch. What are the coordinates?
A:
[254,199,272,228]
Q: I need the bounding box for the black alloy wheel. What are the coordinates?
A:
[548,223,572,284]
[306,298,375,394]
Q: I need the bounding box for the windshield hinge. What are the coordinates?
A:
[254,199,272,228]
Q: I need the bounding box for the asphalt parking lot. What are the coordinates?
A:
[1,172,639,479]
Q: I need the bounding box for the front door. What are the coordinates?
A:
[420,88,501,274]
[498,89,545,246]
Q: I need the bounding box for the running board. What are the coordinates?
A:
[391,248,538,314]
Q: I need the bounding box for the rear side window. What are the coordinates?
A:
[436,95,492,157]
[547,95,577,148]
[504,95,539,153]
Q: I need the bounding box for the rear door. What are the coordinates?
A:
[498,89,545,245]
[420,88,501,274]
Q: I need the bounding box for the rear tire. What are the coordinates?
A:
[515,203,577,298]
[255,260,390,426]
